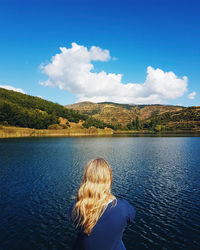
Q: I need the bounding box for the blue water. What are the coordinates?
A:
[0,137,200,249]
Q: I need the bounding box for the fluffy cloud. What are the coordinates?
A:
[40,43,188,104]
[0,85,26,94]
[187,92,196,99]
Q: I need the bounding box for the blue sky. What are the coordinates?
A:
[0,0,199,106]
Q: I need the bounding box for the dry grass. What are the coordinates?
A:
[0,126,113,138]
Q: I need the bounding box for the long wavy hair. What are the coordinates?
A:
[72,158,116,235]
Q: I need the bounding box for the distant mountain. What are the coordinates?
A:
[65,101,184,126]
[65,102,200,132]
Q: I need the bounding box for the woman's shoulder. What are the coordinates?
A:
[115,198,136,222]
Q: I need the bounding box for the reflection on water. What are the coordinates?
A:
[0,137,200,249]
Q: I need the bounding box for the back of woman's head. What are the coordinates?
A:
[72,158,116,235]
[82,158,112,189]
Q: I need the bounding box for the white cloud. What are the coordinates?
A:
[187,91,196,99]
[0,85,26,94]
[40,42,188,104]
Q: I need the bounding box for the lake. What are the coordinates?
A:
[0,136,200,249]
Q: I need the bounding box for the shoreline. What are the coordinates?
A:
[113,129,200,134]
[0,126,200,138]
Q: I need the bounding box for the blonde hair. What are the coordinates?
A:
[72,158,116,235]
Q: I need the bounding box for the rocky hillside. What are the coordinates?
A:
[65,102,183,126]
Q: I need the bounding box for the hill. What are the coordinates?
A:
[65,101,183,126]
[0,88,110,130]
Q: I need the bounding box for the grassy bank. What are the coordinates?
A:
[0,126,113,138]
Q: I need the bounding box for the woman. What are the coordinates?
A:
[69,158,135,250]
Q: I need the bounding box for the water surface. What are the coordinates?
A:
[0,137,200,249]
